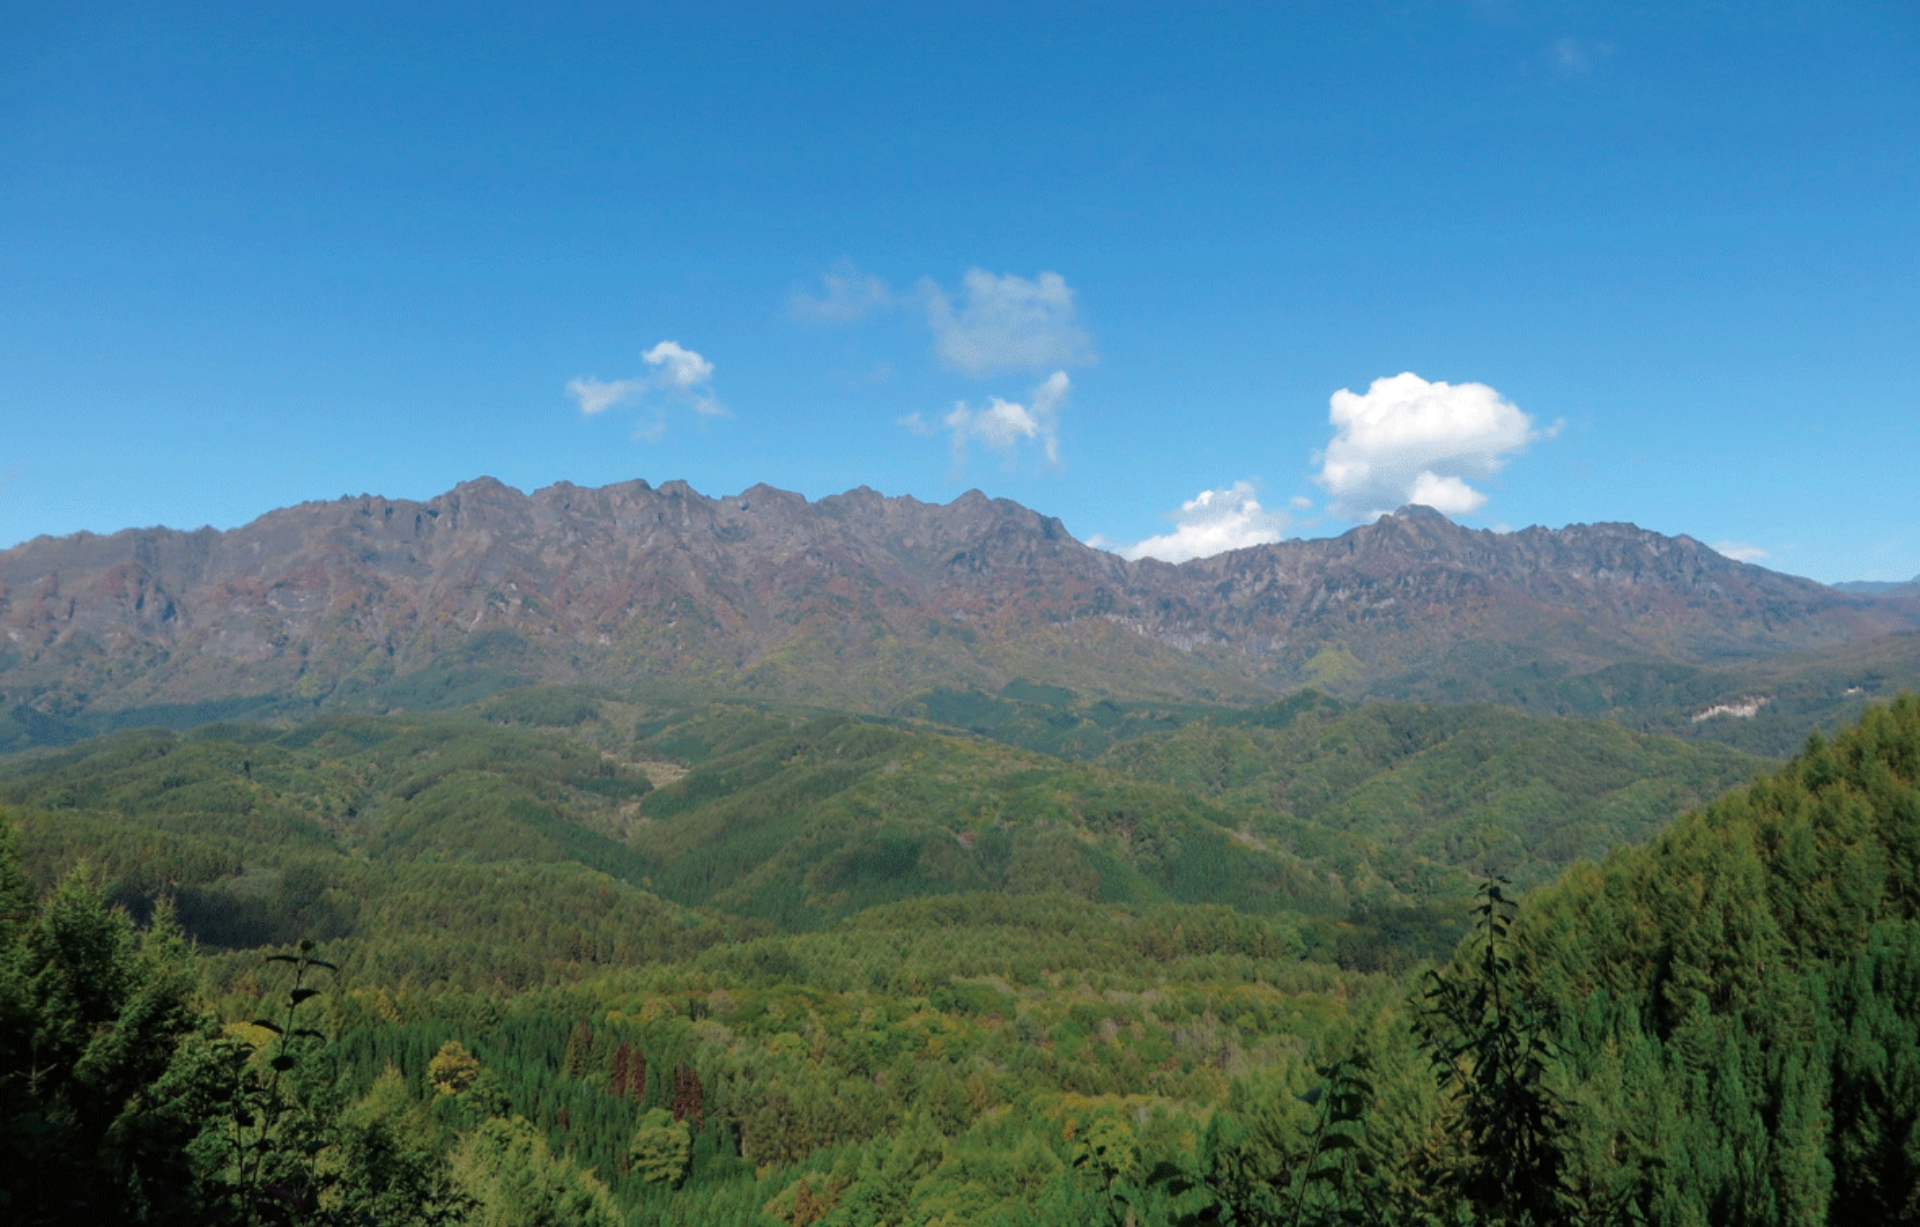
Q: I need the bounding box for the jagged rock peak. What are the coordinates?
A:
[3,474,1917,720]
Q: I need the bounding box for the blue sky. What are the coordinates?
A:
[2,2,1915,580]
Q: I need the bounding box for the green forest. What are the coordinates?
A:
[4,682,1918,1224]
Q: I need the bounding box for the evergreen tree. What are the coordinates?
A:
[1418,879,1577,1227]
[0,837,223,1225]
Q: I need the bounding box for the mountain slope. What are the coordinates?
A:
[3,477,1914,732]
[1505,693,1920,1222]
[1098,700,1765,889]
[0,691,1767,977]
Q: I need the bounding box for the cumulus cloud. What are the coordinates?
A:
[791,261,892,324]
[1712,541,1771,563]
[643,341,721,414]
[1406,471,1484,513]
[1104,482,1291,563]
[944,370,1070,471]
[922,270,1096,377]
[1314,372,1548,520]
[567,339,723,436]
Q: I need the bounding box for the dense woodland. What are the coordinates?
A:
[3,682,1918,1224]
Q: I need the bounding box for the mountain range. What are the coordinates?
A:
[3,476,1918,749]
[8,477,1920,1224]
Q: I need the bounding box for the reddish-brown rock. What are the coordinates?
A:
[2,478,1913,718]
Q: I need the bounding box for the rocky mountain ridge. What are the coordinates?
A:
[3,476,1916,724]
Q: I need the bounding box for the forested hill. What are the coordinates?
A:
[5,687,1920,1221]
[0,690,1764,982]
[3,476,1916,736]
[1503,693,1920,1221]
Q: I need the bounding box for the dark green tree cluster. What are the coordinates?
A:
[0,820,471,1225]
[1152,695,1920,1226]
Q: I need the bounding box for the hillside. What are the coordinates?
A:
[1498,692,1920,1222]
[0,690,1766,982]
[1420,629,1920,757]
[3,477,1915,744]
[1098,699,1763,890]
[5,689,1919,1223]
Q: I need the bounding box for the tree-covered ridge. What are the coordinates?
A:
[0,713,728,992]
[1100,699,1765,890]
[1446,629,1920,758]
[0,691,1768,986]
[895,628,1920,767]
[628,711,1350,931]
[1501,692,1920,1222]
[896,678,1781,878]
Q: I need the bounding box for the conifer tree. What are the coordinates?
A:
[0,839,219,1225]
[1418,878,1578,1227]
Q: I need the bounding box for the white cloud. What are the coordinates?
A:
[565,377,649,416]
[944,370,1070,471]
[791,261,893,324]
[1104,482,1291,563]
[922,270,1096,377]
[1314,372,1547,520]
[1712,541,1771,563]
[1406,471,1486,516]
[643,341,721,415]
[897,411,934,437]
[567,339,723,435]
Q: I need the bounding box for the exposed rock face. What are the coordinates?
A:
[2,478,1914,717]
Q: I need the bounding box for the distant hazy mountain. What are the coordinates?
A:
[3,477,1917,735]
[1834,576,1920,597]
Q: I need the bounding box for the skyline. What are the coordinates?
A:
[2,2,1916,581]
